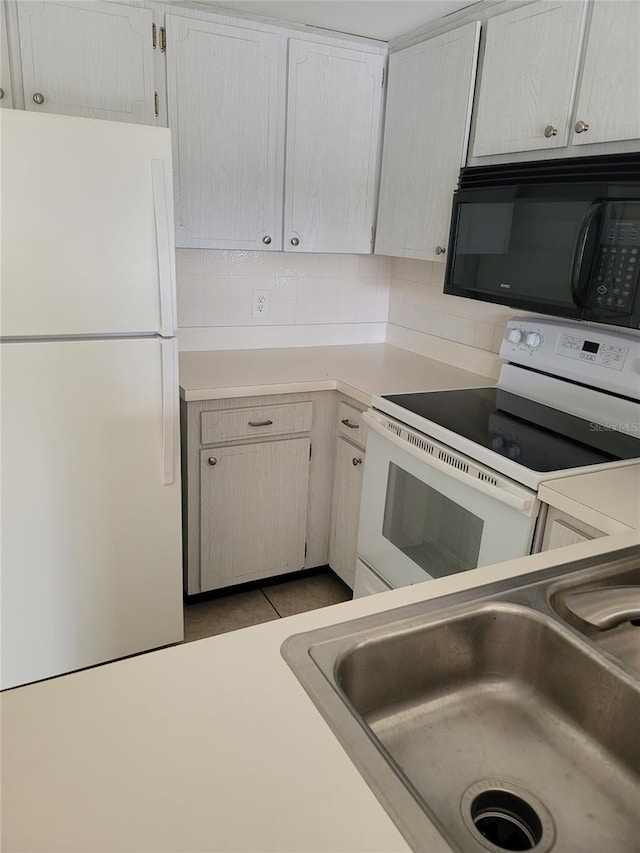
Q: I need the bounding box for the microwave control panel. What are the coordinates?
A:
[590,246,639,313]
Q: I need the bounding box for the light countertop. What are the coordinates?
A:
[178,343,494,404]
[539,463,640,533]
[2,529,639,853]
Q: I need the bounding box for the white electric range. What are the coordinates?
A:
[355,318,640,595]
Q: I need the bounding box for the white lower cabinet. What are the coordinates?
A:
[540,506,605,551]
[353,559,392,598]
[328,400,368,590]
[200,437,309,591]
[182,391,336,596]
[329,436,365,589]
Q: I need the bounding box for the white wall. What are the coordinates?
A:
[176,249,391,350]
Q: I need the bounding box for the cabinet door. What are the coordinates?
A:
[572,1,640,146]
[200,438,309,591]
[166,14,285,250]
[540,507,604,551]
[329,438,365,589]
[375,23,480,262]
[16,1,155,124]
[472,1,587,157]
[0,1,13,108]
[284,39,384,254]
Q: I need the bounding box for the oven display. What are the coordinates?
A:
[582,340,600,354]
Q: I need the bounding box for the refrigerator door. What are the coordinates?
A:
[0,336,183,690]
[0,110,176,338]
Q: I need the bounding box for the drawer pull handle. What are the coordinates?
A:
[352,457,363,466]
[341,418,360,429]
[248,419,273,427]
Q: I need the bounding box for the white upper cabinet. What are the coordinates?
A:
[16,1,155,124]
[1,2,13,108]
[571,1,640,146]
[284,39,385,254]
[472,1,587,157]
[375,22,480,262]
[166,14,285,250]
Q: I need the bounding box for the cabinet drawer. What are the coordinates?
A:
[337,402,365,444]
[201,402,313,444]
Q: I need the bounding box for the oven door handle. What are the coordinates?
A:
[363,411,536,516]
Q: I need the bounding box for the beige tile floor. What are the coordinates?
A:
[183,569,352,643]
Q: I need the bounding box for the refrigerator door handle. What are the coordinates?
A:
[151,158,175,337]
[161,338,178,486]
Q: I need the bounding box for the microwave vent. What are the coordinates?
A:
[458,152,640,189]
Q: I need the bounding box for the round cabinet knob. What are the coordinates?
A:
[435,245,446,256]
[207,457,217,466]
[352,457,363,466]
[525,332,543,350]
[290,237,300,246]
[575,120,589,134]
[262,236,271,245]
[0,88,5,100]
[544,125,558,138]
[507,328,524,344]
[32,92,45,105]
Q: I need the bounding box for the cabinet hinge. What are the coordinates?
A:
[160,26,166,53]
[305,543,308,558]
[309,443,312,460]
[371,226,375,247]
[382,67,386,88]
[152,22,157,49]
[154,92,159,118]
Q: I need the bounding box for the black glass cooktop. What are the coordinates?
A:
[382,388,640,473]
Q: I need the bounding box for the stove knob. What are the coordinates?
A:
[507,328,524,344]
[490,436,504,450]
[525,332,543,350]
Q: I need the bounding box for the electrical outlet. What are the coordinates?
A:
[252,289,270,319]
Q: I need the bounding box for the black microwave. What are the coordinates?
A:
[444,154,640,329]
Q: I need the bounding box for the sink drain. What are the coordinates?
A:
[462,780,555,853]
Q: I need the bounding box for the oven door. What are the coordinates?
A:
[357,413,539,589]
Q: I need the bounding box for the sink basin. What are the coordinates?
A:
[283,548,640,852]
[550,563,640,675]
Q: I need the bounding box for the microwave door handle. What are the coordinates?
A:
[571,201,603,308]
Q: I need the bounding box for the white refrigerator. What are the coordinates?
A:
[0,110,184,690]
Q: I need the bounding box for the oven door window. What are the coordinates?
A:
[382,463,483,578]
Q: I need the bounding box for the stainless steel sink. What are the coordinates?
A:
[549,562,640,676]
[282,547,640,853]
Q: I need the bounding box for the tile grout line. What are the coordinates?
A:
[260,587,283,619]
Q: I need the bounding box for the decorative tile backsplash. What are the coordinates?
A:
[176,249,531,354]
[387,257,516,353]
[176,249,392,328]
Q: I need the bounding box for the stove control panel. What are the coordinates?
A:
[556,333,628,370]
[500,318,640,399]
